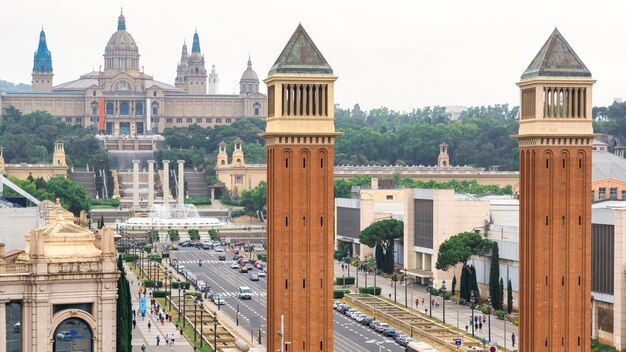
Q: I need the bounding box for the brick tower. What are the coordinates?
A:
[515,28,595,351]
[262,24,338,352]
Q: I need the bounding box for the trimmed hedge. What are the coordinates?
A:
[184,291,202,298]
[358,286,381,295]
[172,281,191,289]
[152,290,168,298]
[143,280,163,288]
[334,250,346,261]
[116,245,129,253]
[336,277,355,285]
[148,254,162,261]
[333,290,351,299]
[122,254,139,262]
[143,245,152,253]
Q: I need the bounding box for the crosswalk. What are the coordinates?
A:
[213,291,267,298]
[175,260,226,264]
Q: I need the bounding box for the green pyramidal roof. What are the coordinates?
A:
[521,28,591,80]
[268,24,333,76]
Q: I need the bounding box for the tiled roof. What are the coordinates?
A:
[521,28,591,79]
[592,150,626,182]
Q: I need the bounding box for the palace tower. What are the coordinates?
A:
[32,28,53,93]
[263,24,338,352]
[515,28,594,351]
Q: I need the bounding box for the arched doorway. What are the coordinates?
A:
[53,318,93,352]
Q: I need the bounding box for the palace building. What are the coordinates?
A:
[0,10,266,135]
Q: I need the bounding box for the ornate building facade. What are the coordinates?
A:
[0,11,266,135]
[515,29,594,351]
[263,24,338,352]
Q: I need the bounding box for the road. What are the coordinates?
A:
[172,247,405,352]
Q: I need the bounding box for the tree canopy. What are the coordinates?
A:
[359,218,403,274]
[239,181,267,216]
[435,231,492,271]
[3,176,90,215]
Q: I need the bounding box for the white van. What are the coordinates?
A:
[238,286,252,300]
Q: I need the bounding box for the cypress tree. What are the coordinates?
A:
[116,255,132,351]
[451,275,457,295]
[507,279,513,314]
[99,215,105,229]
[460,265,468,300]
[489,242,500,309]
[470,265,480,300]
[498,277,504,312]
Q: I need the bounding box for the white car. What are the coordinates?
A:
[231,262,240,269]
[212,294,225,305]
[215,247,225,252]
[258,271,266,277]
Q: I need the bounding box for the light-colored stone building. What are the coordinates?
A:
[0,140,68,180]
[213,138,266,198]
[0,11,266,135]
[0,200,118,352]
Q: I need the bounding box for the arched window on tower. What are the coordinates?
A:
[253,102,261,116]
[195,67,199,74]
[135,102,143,115]
[120,101,130,115]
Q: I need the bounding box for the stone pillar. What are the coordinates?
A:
[177,160,185,208]
[148,160,155,207]
[0,299,6,351]
[162,160,170,204]
[132,160,140,209]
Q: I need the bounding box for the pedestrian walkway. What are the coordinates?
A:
[335,261,519,350]
[126,263,195,352]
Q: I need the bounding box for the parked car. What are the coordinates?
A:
[368,320,379,329]
[13,322,20,333]
[212,294,225,305]
[361,317,375,326]
[249,274,259,281]
[374,322,389,333]
[202,242,213,250]
[179,240,193,247]
[354,314,367,323]
[197,280,207,292]
[194,242,203,249]
[239,266,248,274]
[231,262,240,269]
[258,271,266,277]
[333,300,341,309]
[344,308,357,317]
[238,286,252,300]
[382,327,397,337]
[177,265,186,273]
[218,255,226,261]
[245,263,254,270]
[395,333,410,346]
[214,246,225,252]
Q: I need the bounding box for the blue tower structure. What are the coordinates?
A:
[32,28,53,92]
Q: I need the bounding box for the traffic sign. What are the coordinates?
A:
[489,346,498,352]
[454,338,462,345]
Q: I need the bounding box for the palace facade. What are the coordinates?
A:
[0,11,267,135]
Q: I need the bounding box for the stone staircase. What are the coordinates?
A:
[184,170,209,198]
[69,170,97,197]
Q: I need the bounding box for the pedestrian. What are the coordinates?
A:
[156,334,160,346]
[147,321,151,331]
[141,344,146,352]
[512,332,516,347]
[161,316,164,326]
[465,325,468,332]
[482,337,486,346]
[415,299,419,309]
[475,323,478,332]
[171,333,175,346]
[180,327,183,337]
[132,318,136,329]
[421,298,425,305]
[479,321,483,331]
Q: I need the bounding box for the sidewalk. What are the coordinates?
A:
[334,261,519,350]
[126,263,195,352]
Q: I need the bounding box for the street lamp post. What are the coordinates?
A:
[365,265,368,288]
[355,259,359,288]
[404,268,408,308]
[393,274,397,303]
[440,280,447,324]
[487,297,492,342]
[373,263,377,295]
[213,312,218,351]
[183,288,187,327]
[177,287,181,321]
[428,276,433,317]
[168,272,172,310]
[199,300,204,348]
[470,290,476,337]
[194,298,198,342]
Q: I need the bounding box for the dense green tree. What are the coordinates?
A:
[240,181,267,217]
[188,229,200,241]
[489,242,501,309]
[116,255,132,351]
[507,279,513,314]
[46,176,90,215]
[451,275,457,295]
[359,219,403,274]
[334,175,372,198]
[498,277,504,312]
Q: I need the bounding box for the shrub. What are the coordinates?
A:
[168,230,179,241]
[143,245,152,253]
[209,229,219,241]
[152,290,168,298]
[358,286,381,295]
[443,292,452,300]
[116,245,129,253]
[172,281,191,289]
[185,291,202,298]
[481,306,490,314]
[122,253,139,262]
[333,290,351,299]
[335,277,355,285]
[430,288,439,296]
[512,319,519,327]
[143,280,163,288]
[185,197,212,206]
[495,310,505,319]
[148,254,162,261]
[257,253,267,262]
[230,209,245,218]
[91,198,121,207]
[189,229,200,241]
[334,250,346,261]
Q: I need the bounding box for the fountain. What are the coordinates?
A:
[117,203,225,241]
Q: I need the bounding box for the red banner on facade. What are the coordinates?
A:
[99,98,105,131]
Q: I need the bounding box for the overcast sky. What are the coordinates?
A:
[1,0,624,111]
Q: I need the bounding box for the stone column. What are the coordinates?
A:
[0,299,6,351]
[162,160,170,204]
[132,160,140,209]
[177,160,185,208]
[148,160,155,207]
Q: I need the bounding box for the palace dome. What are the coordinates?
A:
[104,11,139,57]
[240,57,259,82]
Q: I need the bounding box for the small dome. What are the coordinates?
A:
[240,56,259,82]
[105,11,139,57]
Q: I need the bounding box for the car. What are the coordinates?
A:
[245,263,254,270]
[177,265,186,273]
[13,322,20,333]
[258,271,266,277]
[202,242,213,250]
[368,320,379,329]
[232,254,242,261]
[218,255,226,261]
[168,244,179,251]
[335,304,346,311]
[361,317,375,326]
[395,333,410,346]
[350,311,363,320]
[232,250,240,255]
[382,327,397,337]
[231,262,240,269]
[354,314,367,323]
[239,266,248,273]
[374,322,390,333]
[214,246,225,252]
[238,286,252,299]
[344,308,357,317]
[338,305,351,314]
[194,242,203,249]
[197,280,207,292]
[249,274,259,281]
[56,330,78,340]
[333,300,341,309]
[212,294,225,305]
